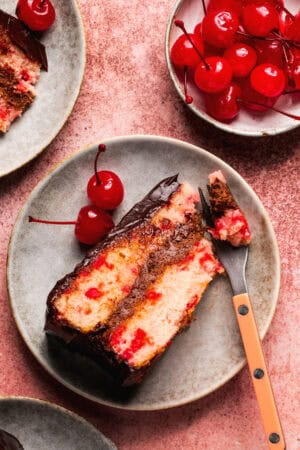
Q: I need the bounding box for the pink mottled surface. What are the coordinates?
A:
[0,1,299,449]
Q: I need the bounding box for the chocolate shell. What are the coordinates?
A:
[0,9,47,70]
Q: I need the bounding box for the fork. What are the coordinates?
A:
[199,188,286,450]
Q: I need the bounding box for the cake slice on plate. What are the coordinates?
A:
[45,175,223,385]
[0,9,47,132]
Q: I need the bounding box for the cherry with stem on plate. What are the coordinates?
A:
[87,144,124,210]
[29,205,114,245]
[16,0,56,31]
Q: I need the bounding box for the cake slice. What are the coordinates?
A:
[46,175,199,340]
[207,170,251,247]
[46,175,223,386]
[0,9,47,132]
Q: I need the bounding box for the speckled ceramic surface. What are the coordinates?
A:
[0,397,117,449]
[0,0,86,177]
[7,135,280,411]
[165,0,300,137]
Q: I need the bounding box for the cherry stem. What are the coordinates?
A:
[94,143,106,186]
[237,98,300,120]
[236,29,300,49]
[29,216,77,225]
[174,20,210,70]
[184,65,193,104]
[282,89,300,94]
[201,0,206,16]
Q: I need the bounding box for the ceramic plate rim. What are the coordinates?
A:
[0,0,86,178]
[165,0,300,137]
[6,134,281,411]
[0,395,117,449]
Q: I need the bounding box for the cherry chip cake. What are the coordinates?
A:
[208,170,251,247]
[0,9,47,133]
[45,175,223,386]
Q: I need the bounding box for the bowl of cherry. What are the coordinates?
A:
[166,0,300,136]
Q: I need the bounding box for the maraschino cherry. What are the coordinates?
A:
[239,78,278,111]
[202,9,239,48]
[174,20,233,94]
[207,0,242,16]
[29,205,114,245]
[250,63,286,97]
[16,0,56,32]
[194,56,233,93]
[171,33,204,68]
[87,144,124,210]
[204,82,241,120]
[241,3,279,37]
[224,43,257,77]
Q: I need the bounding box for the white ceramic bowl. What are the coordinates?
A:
[165,0,300,136]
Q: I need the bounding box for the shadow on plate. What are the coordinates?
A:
[46,335,141,406]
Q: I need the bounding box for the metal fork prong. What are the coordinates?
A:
[198,187,214,228]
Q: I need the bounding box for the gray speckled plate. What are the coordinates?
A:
[0,397,117,449]
[7,135,280,411]
[0,0,86,177]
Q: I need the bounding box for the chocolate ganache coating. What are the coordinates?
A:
[0,9,47,70]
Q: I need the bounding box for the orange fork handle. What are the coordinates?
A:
[233,293,286,450]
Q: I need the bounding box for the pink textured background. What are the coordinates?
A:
[0,1,299,449]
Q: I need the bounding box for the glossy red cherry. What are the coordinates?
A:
[202,9,239,48]
[204,82,241,121]
[87,144,124,210]
[254,38,284,68]
[239,78,278,111]
[171,33,204,68]
[74,206,114,245]
[194,56,232,93]
[16,0,55,32]
[284,12,300,41]
[193,22,223,58]
[241,3,279,37]
[207,0,242,16]
[29,205,114,245]
[250,63,286,97]
[224,43,257,77]
[278,8,294,36]
[285,61,300,90]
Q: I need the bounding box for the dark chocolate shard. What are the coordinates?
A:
[0,429,24,450]
[0,9,48,70]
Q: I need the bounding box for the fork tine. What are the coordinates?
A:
[198,187,214,228]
